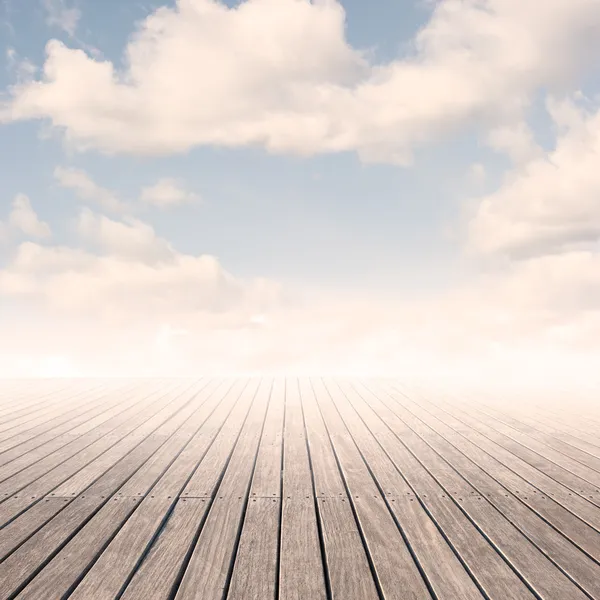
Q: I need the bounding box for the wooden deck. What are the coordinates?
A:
[0,378,599,599]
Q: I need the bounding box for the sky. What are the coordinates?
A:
[1,0,600,383]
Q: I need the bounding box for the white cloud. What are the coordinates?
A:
[74,208,175,264]
[486,121,542,165]
[469,97,600,258]
[3,0,600,162]
[42,0,80,36]
[140,178,199,208]
[0,194,51,241]
[1,208,599,382]
[0,207,283,326]
[54,166,128,213]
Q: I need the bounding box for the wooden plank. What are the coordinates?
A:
[375,383,600,599]
[0,498,70,560]
[227,378,285,599]
[0,383,212,598]
[0,381,82,421]
[341,383,537,600]
[409,388,600,532]
[0,382,178,502]
[50,384,199,497]
[11,497,140,600]
[447,400,600,498]
[460,394,600,468]
[4,377,600,600]
[331,380,486,600]
[0,383,185,524]
[118,381,261,600]
[358,382,590,600]
[452,395,600,491]
[174,379,271,600]
[279,378,327,600]
[0,383,159,482]
[300,378,379,600]
[470,388,600,439]
[0,384,132,458]
[0,381,112,438]
[68,380,246,600]
[119,498,210,600]
[314,379,433,600]
[0,380,99,423]
[0,496,103,599]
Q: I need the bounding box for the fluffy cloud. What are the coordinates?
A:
[3,0,600,162]
[74,208,175,263]
[469,97,600,258]
[0,194,51,242]
[140,178,199,208]
[54,166,128,212]
[0,208,284,326]
[1,209,599,382]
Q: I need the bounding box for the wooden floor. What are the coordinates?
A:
[0,379,599,599]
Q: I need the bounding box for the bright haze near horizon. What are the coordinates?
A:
[1,0,600,384]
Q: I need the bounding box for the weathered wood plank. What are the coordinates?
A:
[3,378,599,600]
[359,382,590,600]
[1,384,210,598]
[67,380,244,600]
[332,380,485,600]
[300,378,379,600]
[376,383,600,599]
[118,381,261,600]
[175,379,271,599]
[344,382,537,600]
[314,379,433,600]
[227,379,285,600]
[279,378,327,600]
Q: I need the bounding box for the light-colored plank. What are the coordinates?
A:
[360,382,590,600]
[227,379,285,599]
[279,378,327,600]
[377,383,600,599]
[119,381,261,600]
[175,379,272,599]
[332,380,485,600]
[1,383,210,598]
[314,379,432,600]
[68,380,245,600]
[300,378,379,600]
[345,382,537,600]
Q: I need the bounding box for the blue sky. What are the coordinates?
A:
[0,0,479,289]
[1,0,600,380]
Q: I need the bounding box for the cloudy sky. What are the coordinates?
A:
[1,0,600,381]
